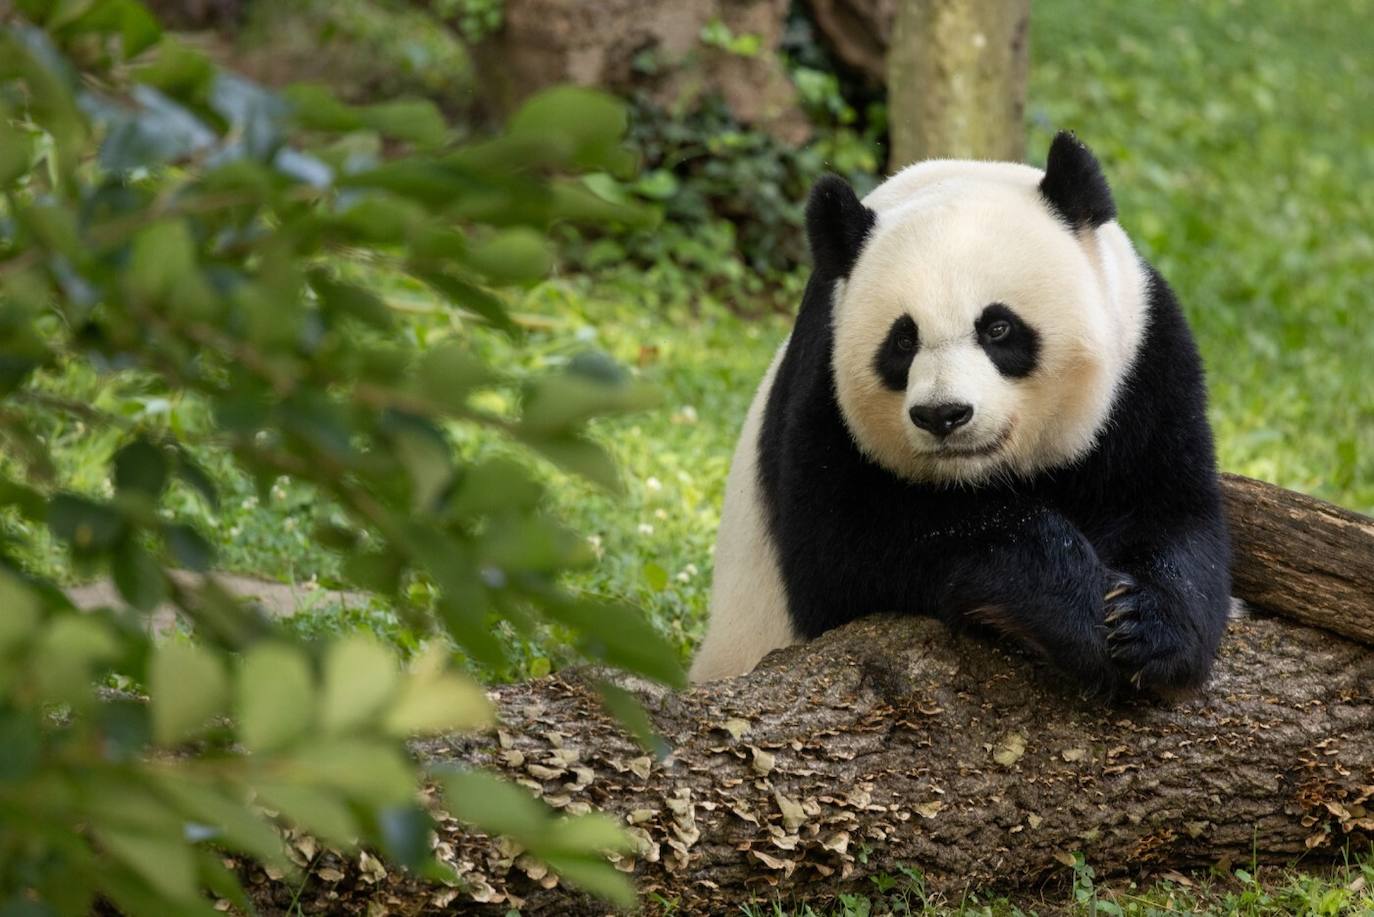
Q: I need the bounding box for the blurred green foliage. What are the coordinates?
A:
[560,9,884,292]
[0,1,680,912]
[431,0,504,45]
[236,0,475,109]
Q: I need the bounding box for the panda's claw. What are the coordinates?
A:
[1103,572,1152,678]
[1104,572,1137,603]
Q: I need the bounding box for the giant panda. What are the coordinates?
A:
[691,132,1232,696]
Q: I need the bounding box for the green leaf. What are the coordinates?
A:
[380,413,453,512]
[0,709,41,781]
[383,666,492,737]
[252,781,360,848]
[112,537,167,612]
[133,39,215,100]
[282,739,415,807]
[376,805,432,869]
[0,119,33,188]
[0,27,87,178]
[545,812,634,856]
[414,269,513,333]
[506,87,631,173]
[329,194,425,245]
[520,371,656,435]
[549,179,656,227]
[407,536,504,668]
[345,548,405,596]
[0,473,48,521]
[309,271,394,331]
[173,451,219,509]
[280,83,363,133]
[48,493,126,553]
[341,163,477,209]
[236,643,314,752]
[113,437,168,498]
[441,770,547,839]
[0,569,42,653]
[462,228,552,285]
[94,828,199,904]
[451,458,542,517]
[522,434,621,492]
[319,635,398,734]
[596,680,670,759]
[209,73,286,161]
[414,341,493,413]
[195,849,252,915]
[284,85,447,146]
[543,598,685,688]
[359,100,447,148]
[34,616,120,707]
[542,854,636,909]
[164,522,215,573]
[61,0,162,59]
[98,85,216,173]
[123,218,215,317]
[19,202,81,263]
[157,776,288,868]
[150,641,227,745]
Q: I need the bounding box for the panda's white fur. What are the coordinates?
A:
[691,156,1151,683]
[836,159,1149,485]
[690,344,797,682]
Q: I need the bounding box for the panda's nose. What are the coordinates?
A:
[909,402,974,436]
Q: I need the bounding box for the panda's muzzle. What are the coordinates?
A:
[908,401,974,437]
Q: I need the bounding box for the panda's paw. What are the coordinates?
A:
[1103,573,1151,688]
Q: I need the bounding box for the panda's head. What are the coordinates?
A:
[812,132,1150,486]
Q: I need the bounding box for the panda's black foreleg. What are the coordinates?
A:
[1099,525,1232,696]
[929,507,1122,693]
[931,508,1231,697]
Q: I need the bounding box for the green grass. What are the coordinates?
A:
[727,852,1374,915]
[1031,0,1374,511]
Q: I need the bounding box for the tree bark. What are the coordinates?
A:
[242,479,1374,914]
[460,0,810,144]
[1221,473,1374,645]
[886,0,1030,167]
[805,0,897,85]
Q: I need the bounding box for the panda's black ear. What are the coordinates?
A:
[1039,131,1116,231]
[806,174,877,278]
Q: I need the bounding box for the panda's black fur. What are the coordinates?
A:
[758,139,1232,697]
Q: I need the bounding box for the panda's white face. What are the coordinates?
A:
[831,160,1150,485]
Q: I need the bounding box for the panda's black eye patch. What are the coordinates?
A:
[976,303,1040,378]
[874,314,919,391]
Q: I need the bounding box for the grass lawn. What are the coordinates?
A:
[8,0,1370,913]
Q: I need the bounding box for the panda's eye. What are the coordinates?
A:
[896,334,916,352]
[985,320,1012,342]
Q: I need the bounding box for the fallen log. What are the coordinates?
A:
[242,479,1374,914]
[1221,473,1374,645]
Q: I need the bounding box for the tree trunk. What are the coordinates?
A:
[242,478,1374,914]
[805,0,897,85]
[142,0,243,29]
[886,0,1030,167]
[460,0,810,144]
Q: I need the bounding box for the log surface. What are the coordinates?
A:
[246,614,1374,915]
[1221,473,1374,645]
